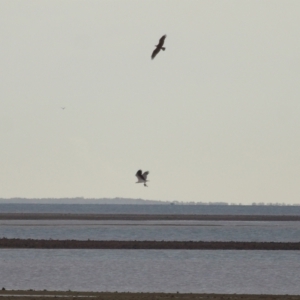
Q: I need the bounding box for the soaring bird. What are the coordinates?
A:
[151,35,166,59]
[135,170,149,187]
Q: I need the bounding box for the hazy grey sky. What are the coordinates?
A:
[1,1,300,204]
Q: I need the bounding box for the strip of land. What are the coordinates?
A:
[0,238,299,250]
[0,213,300,221]
[0,290,299,300]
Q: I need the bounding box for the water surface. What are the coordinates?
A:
[1,249,299,294]
[1,203,300,215]
[1,220,300,242]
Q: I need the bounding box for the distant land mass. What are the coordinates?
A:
[0,197,172,205]
[0,197,226,205]
[0,197,298,206]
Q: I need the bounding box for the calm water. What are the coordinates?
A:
[1,220,300,242]
[1,204,299,294]
[0,249,299,294]
[1,203,300,215]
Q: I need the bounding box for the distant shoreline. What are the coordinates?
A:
[1,238,299,250]
[0,213,300,221]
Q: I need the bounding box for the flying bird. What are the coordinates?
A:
[151,35,166,59]
[61,107,66,110]
[135,170,149,187]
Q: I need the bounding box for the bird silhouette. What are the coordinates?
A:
[151,35,166,60]
[135,170,149,187]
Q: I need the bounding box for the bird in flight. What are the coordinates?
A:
[151,35,166,60]
[135,170,149,187]
[61,107,66,110]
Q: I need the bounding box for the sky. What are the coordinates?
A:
[0,1,300,204]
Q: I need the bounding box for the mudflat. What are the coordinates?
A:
[0,213,300,221]
[0,238,300,250]
[0,291,299,300]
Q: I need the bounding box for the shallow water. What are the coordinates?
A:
[1,249,299,294]
[1,204,299,294]
[1,220,300,242]
[1,203,300,215]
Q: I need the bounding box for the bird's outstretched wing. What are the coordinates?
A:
[151,48,160,59]
[143,171,149,180]
[136,170,145,181]
[158,35,166,47]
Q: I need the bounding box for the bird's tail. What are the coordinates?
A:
[161,47,166,51]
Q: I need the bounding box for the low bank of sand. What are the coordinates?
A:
[0,213,300,221]
[0,238,299,250]
[0,290,299,300]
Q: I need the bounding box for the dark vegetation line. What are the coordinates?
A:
[0,239,300,250]
[0,213,300,221]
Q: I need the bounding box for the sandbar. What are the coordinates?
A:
[0,290,299,300]
[0,213,300,221]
